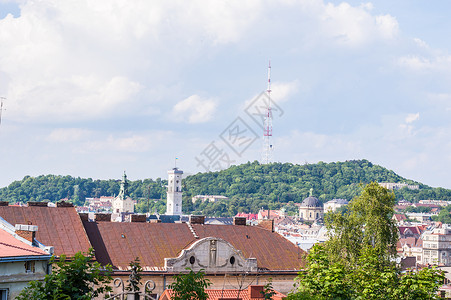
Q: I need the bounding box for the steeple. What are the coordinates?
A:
[112,171,134,215]
[118,171,129,200]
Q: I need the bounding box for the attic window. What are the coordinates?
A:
[230,256,235,265]
[189,256,195,264]
[121,234,126,238]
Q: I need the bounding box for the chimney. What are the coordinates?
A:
[233,217,247,226]
[28,202,49,207]
[15,224,38,243]
[79,213,89,221]
[0,201,8,206]
[57,201,74,207]
[189,215,205,225]
[248,285,264,299]
[258,219,274,232]
[130,214,147,223]
[95,213,111,222]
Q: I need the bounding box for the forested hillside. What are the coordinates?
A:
[1,160,450,216]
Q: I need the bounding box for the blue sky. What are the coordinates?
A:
[1,0,451,189]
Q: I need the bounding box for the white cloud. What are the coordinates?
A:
[320,2,399,47]
[47,128,91,142]
[270,80,299,103]
[397,55,432,70]
[397,54,451,71]
[80,134,154,153]
[172,95,218,124]
[413,38,429,49]
[405,113,419,124]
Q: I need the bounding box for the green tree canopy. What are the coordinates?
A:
[17,249,112,300]
[168,268,211,300]
[289,182,444,300]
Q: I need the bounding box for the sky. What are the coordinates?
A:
[1,0,451,189]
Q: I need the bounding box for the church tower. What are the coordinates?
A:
[166,167,183,215]
[112,171,135,214]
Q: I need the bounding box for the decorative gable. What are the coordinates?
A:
[164,237,257,273]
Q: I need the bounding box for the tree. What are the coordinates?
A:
[325,181,398,268]
[289,182,444,300]
[168,268,211,300]
[17,249,112,300]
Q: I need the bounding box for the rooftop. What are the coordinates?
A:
[0,205,92,257]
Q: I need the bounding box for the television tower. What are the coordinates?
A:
[262,61,273,164]
[0,97,5,126]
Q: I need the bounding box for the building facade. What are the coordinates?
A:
[299,196,323,222]
[324,199,348,212]
[422,225,451,266]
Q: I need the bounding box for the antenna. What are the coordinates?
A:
[262,61,273,164]
[0,97,5,126]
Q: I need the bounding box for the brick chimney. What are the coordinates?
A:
[233,217,247,226]
[248,285,264,299]
[95,213,111,222]
[257,219,274,232]
[130,214,147,223]
[189,215,205,225]
[15,224,38,243]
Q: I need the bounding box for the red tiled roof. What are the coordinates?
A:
[82,221,305,271]
[0,228,48,258]
[235,213,258,220]
[0,206,92,257]
[160,287,286,300]
[398,226,421,236]
[393,214,407,222]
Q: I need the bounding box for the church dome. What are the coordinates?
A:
[300,196,322,208]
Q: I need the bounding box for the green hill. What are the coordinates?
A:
[1,160,450,216]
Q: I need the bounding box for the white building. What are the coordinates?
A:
[324,199,348,212]
[422,225,451,266]
[379,182,419,190]
[192,195,229,203]
[166,168,183,215]
[112,172,134,214]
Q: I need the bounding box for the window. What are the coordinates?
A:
[0,289,8,300]
[25,261,35,273]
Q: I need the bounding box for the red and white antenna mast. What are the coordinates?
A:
[262,61,273,164]
[0,97,5,127]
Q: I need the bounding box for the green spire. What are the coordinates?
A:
[118,171,129,200]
